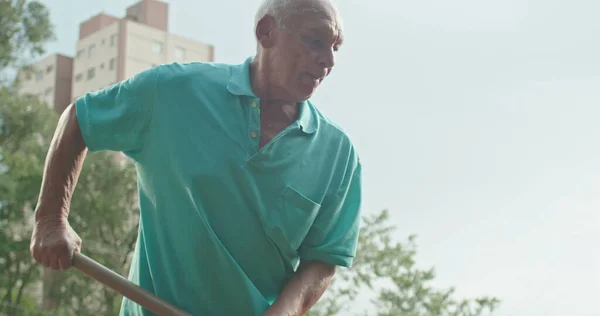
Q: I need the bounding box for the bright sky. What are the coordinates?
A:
[38,0,600,315]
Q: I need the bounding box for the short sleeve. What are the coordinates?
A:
[299,159,362,268]
[75,67,159,154]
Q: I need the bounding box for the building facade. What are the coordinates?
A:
[18,0,214,114]
[16,54,74,114]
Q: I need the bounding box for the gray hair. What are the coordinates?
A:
[253,0,334,30]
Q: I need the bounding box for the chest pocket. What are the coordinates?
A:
[267,186,321,256]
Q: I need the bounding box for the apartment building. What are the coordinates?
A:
[71,0,214,102]
[16,54,74,114]
[18,0,214,114]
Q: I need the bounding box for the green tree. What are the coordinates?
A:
[0,86,58,315]
[0,0,54,74]
[0,88,140,316]
[0,3,139,313]
[307,210,501,316]
[0,1,56,314]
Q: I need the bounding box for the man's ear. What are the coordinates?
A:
[256,15,277,49]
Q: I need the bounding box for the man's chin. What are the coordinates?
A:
[297,85,319,101]
[297,93,315,102]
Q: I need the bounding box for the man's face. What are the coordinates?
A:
[260,5,344,101]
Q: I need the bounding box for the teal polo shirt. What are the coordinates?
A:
[75,56,362,316]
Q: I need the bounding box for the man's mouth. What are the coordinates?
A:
[308,73,324,82]
[307,70,327,80]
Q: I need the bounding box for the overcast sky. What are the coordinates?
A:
[38,0,600,315]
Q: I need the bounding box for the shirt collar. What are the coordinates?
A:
[226,56,256,97]
[297,100,317,134]
[227,56,317,134]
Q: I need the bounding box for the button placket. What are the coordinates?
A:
[247,98,261,156]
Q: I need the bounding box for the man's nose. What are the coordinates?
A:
[318,48,335,69]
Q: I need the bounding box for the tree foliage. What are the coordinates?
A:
[0,0,54,72]
[0,86,58,315]
[0,3,139,312]
[0,1,56,313]
[307,210,501,316]
[0,87,140,316]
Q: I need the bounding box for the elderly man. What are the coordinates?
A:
[30,0,361,314]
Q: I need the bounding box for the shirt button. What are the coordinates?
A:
[251,131,257,138]
[251,102,258,108]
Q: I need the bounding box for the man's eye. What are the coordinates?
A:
[311,39,324,49]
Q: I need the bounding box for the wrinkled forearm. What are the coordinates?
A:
[264,260,336,316]
[35,103,87,221]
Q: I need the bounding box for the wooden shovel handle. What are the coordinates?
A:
[72,252,191,316]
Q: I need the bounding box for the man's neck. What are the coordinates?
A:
[249,59,295,108]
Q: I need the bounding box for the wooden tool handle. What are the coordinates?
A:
[72,252,191,316]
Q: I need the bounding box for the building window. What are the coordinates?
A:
[175,47,185,61]
[35,71,43,82]
[100,63,105,70]
[44,87,53,96]
[46,65,53,73]
[76,49,85,59]
[87,67,96,80]
[101,38,106,45]
[152,41,163,54]
[88,44,96,57]
[75,73,83,82]
[109,58,116,70]
[110,34,119,47]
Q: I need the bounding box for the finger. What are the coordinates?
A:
[49,256,61,270]
[58,253,72,270]
[72,240,81,253]
[29,243,37,257]
[52,243,70,270]
[31,247,42,264]
[76,239,82,252]
[41,255,51,268]
[39,247,50,267]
